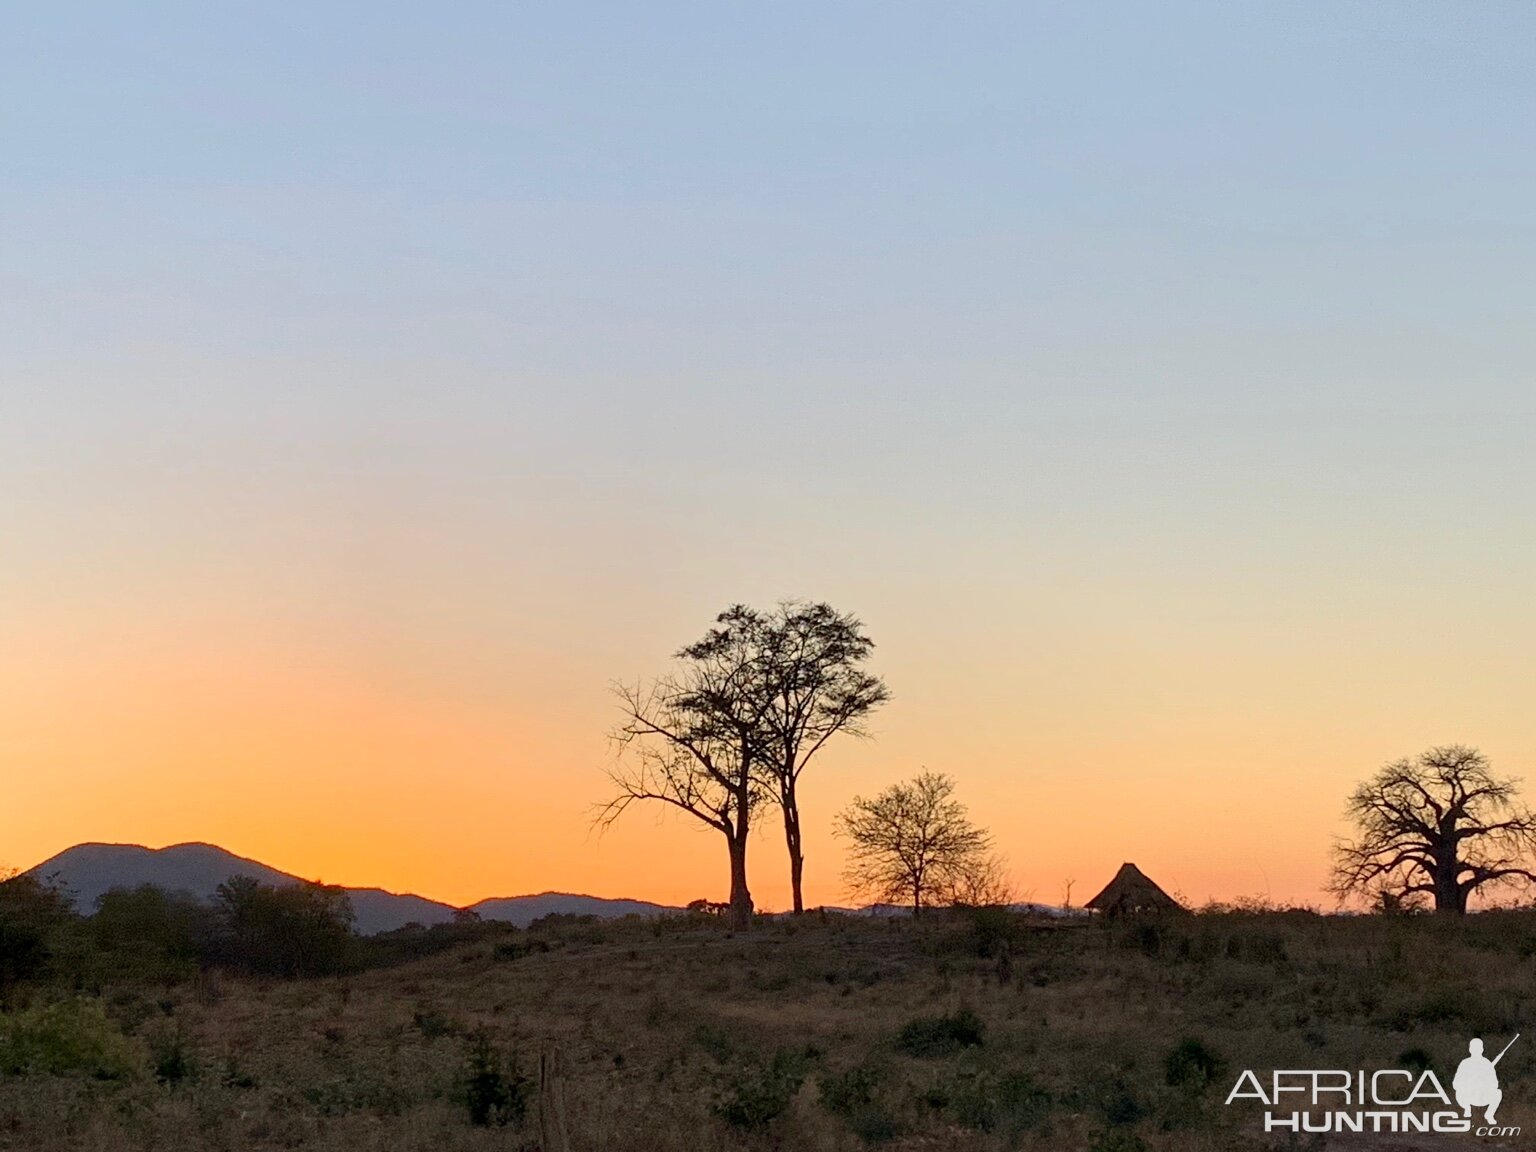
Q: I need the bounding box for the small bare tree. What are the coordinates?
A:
[836,771,993,915]
[600,623,771,930]
[938,851,1018,908]
[1331,745,1536,915]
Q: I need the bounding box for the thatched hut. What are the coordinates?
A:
[1084,862,1183,917]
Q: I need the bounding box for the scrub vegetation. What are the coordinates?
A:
[3,877,1535,1151]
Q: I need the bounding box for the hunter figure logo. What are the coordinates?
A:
[1226,1034,1521,1137]
[1454,1034,1517,1125]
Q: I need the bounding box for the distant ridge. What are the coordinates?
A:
[25,842,681,935]
[469,892,674,927]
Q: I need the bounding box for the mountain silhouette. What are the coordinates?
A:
[25,842,677,935]
[469,893,674,925]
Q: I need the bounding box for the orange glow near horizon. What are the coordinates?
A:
[8,559,1535,913]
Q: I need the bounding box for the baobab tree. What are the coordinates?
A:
[836,771,995,914]
[600,618,772,930]
[1331,745,1536,915]
[699,602,889,914]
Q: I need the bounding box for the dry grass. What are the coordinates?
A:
[3,908,1536,1150]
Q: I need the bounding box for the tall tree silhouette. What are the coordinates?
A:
[1331,745,1536,915]
[601,619,771,930]
[703,602,890,914]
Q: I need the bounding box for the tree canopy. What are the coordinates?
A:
[1331,745,1536,914]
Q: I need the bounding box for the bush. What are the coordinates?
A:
[0,998,140,1078]
[896,1009,984,1057]
[0,874,75,989]
[1125,923,1163,957]
[1224,930,1287,964]
[148,1026,198,1086]
[0,922,50,990]
[848,1106,901,1144]
[93,886,213,982]
[459,1029,529,1127]
[1100,1079,1146,1126]
[961,906,1018,958]
[714,1048,809,1129]
[948,1070,1051,1135]
[820,1060,885,1116]
[349,917,518,970]
[1399,1046,1433,1074]
[1164,1038,1224,1091]
[213,876,355,978]
[492,938,551,963]
[413,1007,461,1040]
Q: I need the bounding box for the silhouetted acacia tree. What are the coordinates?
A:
[836,771,994,915]
[601,620,772,930]
[700,602,890,914]
[1331,745,1536,915]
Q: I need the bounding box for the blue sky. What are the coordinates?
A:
[4,4,1536,904]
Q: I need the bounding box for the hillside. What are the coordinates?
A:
[3,907,1533,1150]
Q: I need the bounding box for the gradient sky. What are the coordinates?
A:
[5,4,1536,910]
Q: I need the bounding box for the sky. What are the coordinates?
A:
[4,4,1536,911]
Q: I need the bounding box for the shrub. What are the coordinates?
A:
[212,876,355,978]
[849,1106,901,1144]
[1100,1080,1146,1126]
[1224,930,1287,964]
[353,918,517,970]
[0,998,140,1078]
[1126,923,1162,957]
[459,1029,529,1127]
[714,1048,809,1129]
[148,1026,198,1086]
[1399,1047,1433,1074]
[492,938,551,962]
[948,1070,1051,1135]
[93,886,213,982]
[896,1009,984,1057]
[413,1008,461,1040]
[962,906,1019,958]
[820,1060,885,1115]
[0,922,50,990]
[1164,1038,1224,1091]
[0,874,75,989]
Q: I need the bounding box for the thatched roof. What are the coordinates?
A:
[1084,862,1183,916]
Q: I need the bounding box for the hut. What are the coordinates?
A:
[1084,862,1183,917]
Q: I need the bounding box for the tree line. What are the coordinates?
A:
[0,873,522,995]
[601,603,1536,922]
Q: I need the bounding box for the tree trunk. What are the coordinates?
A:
[727,833,753,930]
[1433,851,1464,915]
[783,799,805,914]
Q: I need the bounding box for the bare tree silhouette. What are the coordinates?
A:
[836,771,993,915]
[599,621,773,930]
[1331,745,1536,915]
[703,602,889,914]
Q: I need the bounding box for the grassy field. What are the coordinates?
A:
[2,907,1534,1151]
